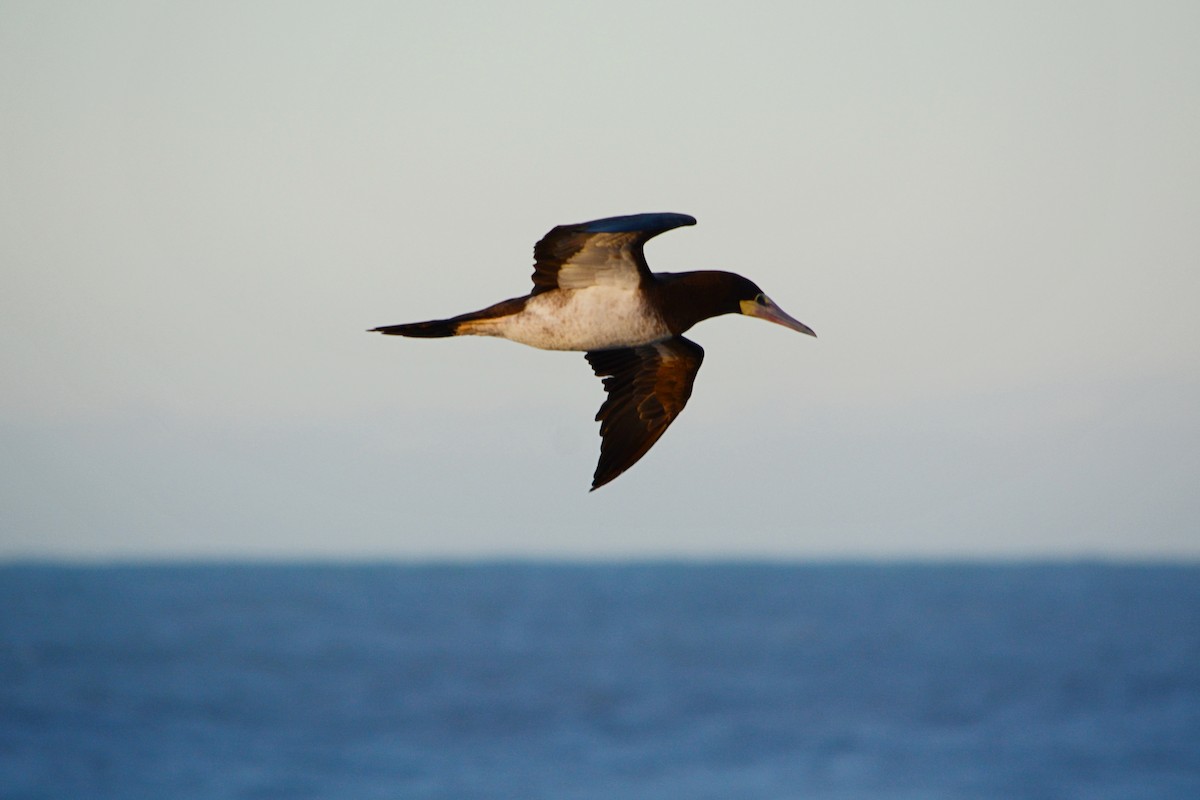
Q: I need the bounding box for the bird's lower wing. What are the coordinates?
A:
[585,336,705,490]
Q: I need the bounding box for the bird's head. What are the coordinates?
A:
[731,275,817,337]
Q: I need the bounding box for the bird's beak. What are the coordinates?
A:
[741,297,817,337]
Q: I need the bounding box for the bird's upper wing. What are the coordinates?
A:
[585,336,705,490]
[531,213,696,295]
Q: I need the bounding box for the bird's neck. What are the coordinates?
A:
[651,271,742,335]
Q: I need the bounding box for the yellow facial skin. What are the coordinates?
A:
[741,295,817,337]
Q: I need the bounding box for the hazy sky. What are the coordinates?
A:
[3,1,1198,559]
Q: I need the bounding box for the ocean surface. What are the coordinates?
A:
[1,563,1198,799]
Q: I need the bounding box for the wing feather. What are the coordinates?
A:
[585,336,704,490]
[531,213,696,295]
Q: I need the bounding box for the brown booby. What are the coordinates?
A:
[372,213,815,490]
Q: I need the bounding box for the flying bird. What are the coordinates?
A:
[372,213,815,490]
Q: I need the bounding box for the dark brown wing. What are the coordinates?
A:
[585,336,705,490]
[531,213,696,295]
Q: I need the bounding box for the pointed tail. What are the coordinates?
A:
[370,318,461,338]
[371,297,526,340]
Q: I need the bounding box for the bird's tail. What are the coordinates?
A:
[370,318,462,338]
[371,297,525,339]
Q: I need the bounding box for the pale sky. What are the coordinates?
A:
[2,1,1198,559]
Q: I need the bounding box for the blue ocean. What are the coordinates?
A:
[1,563,1197,799]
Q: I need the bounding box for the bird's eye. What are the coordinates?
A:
[755,294,769,306]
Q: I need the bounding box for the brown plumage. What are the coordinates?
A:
[372,213,815,490]
[586,338,705,489]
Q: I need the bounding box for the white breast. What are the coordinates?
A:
[467,287,671,351]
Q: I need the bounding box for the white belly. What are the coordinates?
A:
[465,288,671,351]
